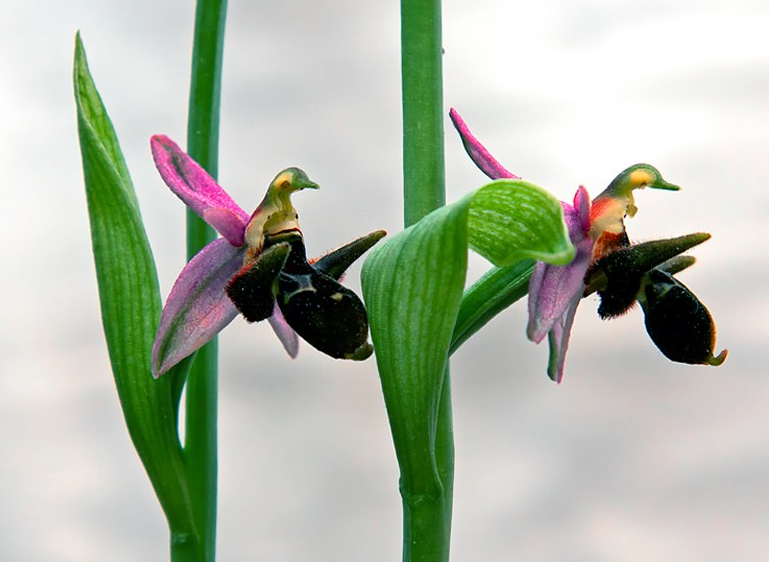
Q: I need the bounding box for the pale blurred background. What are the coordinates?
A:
[2,0,768,560]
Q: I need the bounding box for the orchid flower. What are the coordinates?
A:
[450,108,726,383]
[150,135,384,377]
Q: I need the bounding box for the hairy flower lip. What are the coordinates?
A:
[584,232,712,320]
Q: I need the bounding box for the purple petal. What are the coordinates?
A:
[449,108,520,180]
[527,231,592,342]
[573,186,591,233]
[546,296,581,384]
[267,303,300,358]
[151,135,250,238]
[203,208,246,246]
[152,238,245,377]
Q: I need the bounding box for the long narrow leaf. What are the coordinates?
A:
[74,33,195,537]
[450,260,535,355]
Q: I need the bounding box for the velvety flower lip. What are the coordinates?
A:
[450,109,720,383]
[150,135,382,377]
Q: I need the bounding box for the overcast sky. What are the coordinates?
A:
[2,0,768,561]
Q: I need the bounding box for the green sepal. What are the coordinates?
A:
[468,179,575,266]
[74,33,195,538]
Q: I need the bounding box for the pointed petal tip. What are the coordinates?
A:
[150,134,178,155]
[268,304,300,358]
[346,342,374,361]
[448,108,520,180]
[286,341,300,359]
[547,369,563,384]
[707,348,728,366]
[150,344,181,379]
[526,322,548,344]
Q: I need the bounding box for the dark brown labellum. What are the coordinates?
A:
[277,271,373,360]
[639,269,726,366]
[227,229,378,361]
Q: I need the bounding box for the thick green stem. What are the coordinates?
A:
[172,0,228,561]
[400,1,452,561]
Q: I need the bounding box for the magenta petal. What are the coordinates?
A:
[527,240,591,343]
[152,238,245,377]
[546,296,581,384]
[151,135,250,228]
[449,108,520,180]
[203,208,246,246]
[573,186,591,233]
[267,303,299,358]
[528,196,595,383]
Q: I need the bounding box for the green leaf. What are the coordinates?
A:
[361,178,572,497]
[450,260,535,355]
[74,33,195,538]
[362,202,469,495]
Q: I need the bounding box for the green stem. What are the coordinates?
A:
[400,1,452,561]
[172,0,228,561]
[402,0,445,228]
[398,368,453,562]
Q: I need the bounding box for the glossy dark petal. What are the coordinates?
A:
[639,269,727,366]
[277,270,373,360]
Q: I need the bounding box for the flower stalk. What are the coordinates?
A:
[175,0,228,560]
[400,0,453,561]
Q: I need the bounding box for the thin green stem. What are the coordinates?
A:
[401,0,445,228]
[400,1,452,561]
[172,0,228,561]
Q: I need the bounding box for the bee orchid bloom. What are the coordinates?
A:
[449,109,725,383]
[150,135,383,377]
